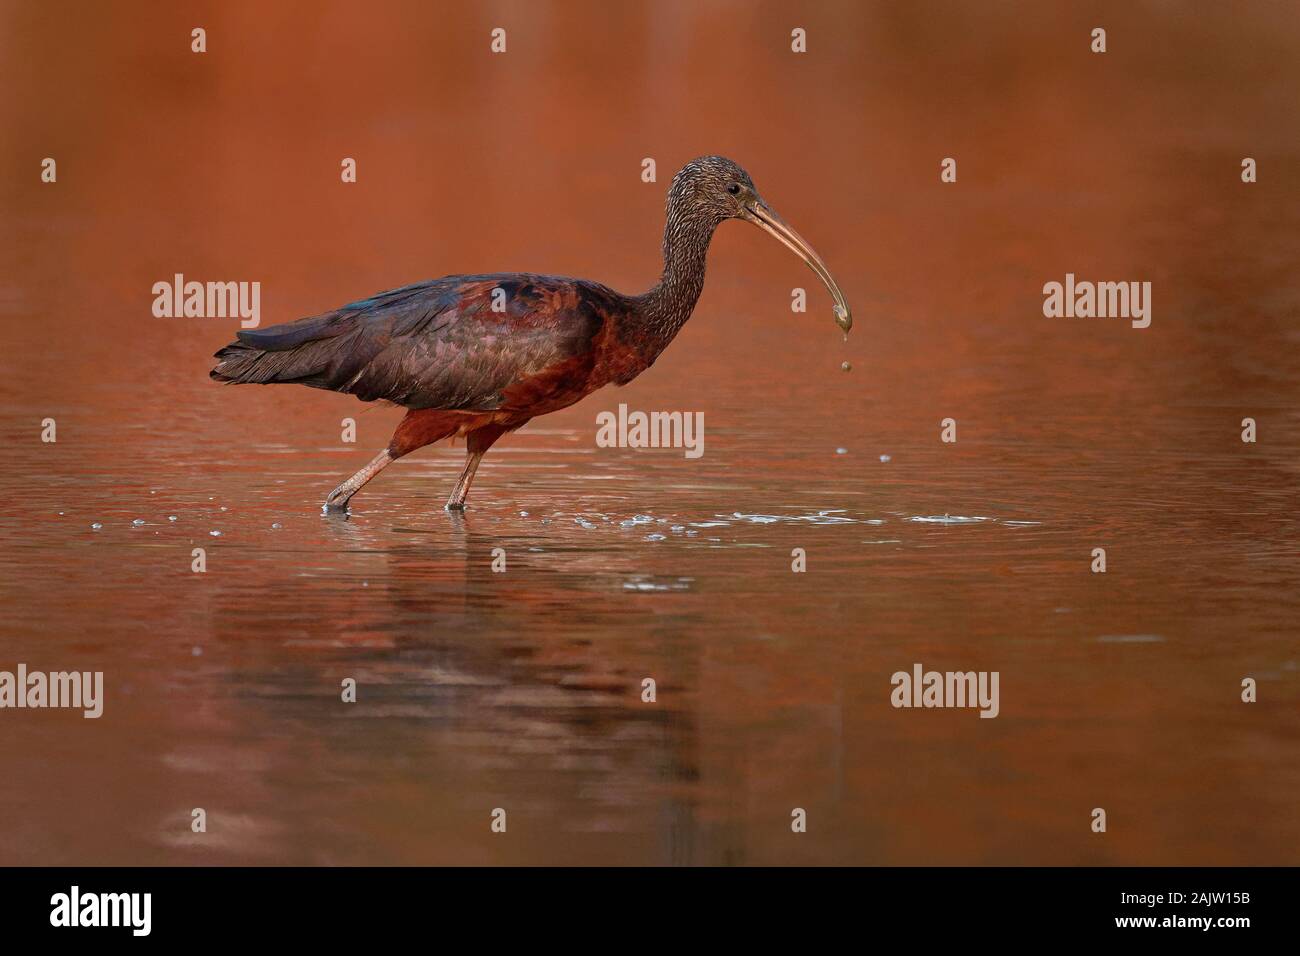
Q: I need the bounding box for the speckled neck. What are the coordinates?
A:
[634,203,720,348]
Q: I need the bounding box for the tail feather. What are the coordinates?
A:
[209,341,276,385]
[234,312,357,351]
[208,277,473,404]
[210,328,369,389]
[211,310,366,387]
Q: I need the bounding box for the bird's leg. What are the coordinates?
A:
[324,448,393,512]
[444,454,483,512]
[445,425,509,512]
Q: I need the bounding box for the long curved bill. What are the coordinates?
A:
[746,201,852,334]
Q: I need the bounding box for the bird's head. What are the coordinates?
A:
[670,156,852,333]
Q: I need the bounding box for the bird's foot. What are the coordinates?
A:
[444,501,466,512]
[322,496,352,515]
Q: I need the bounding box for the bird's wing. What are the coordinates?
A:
[211,275,620,411]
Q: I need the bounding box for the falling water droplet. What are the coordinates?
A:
[132,519,146,526]
[841,361,852,372]
[209,530,222,537]
[880,454,891,463]
[271,523,282,530]
[836,447,848,455]
[168,515,178,522]
[90,522,103,531]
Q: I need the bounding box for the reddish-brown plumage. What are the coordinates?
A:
[210,156,851,511]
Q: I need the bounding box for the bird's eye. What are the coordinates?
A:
[726,183,741,195]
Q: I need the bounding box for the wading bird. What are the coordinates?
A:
[212,156,852,512]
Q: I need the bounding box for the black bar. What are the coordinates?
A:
[0,867,1288,942]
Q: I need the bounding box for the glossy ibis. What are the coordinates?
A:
[211,156,852,512]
